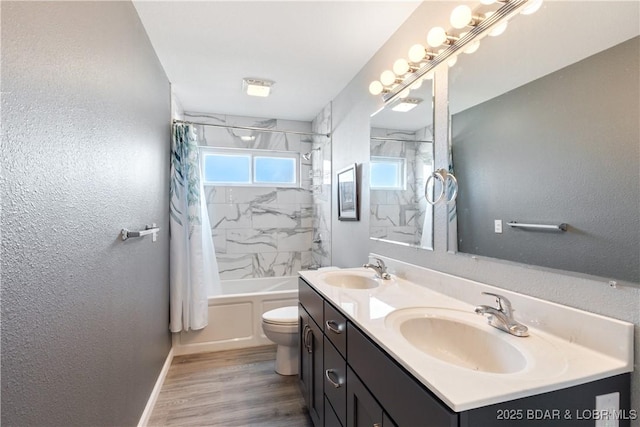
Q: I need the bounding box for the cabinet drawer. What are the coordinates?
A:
[348,324,457,427]
[324,337,346,426]
[324,301,347,358]
[299,277,323,326]
[325,396,343,427]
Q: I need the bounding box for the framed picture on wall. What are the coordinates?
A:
[337,163,358,221]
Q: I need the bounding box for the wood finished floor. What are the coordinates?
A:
[148,346,313,427]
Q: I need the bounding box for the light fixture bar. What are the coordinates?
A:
[382,0,531,105]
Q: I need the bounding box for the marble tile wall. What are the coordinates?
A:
[370,126,433,247]
[310,103,332,268]
[186,112,315,279]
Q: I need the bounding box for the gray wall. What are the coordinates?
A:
[453,37,639,283]
[1,2,171,426]
[329,2,640,423]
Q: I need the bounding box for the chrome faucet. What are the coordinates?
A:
[363,257,391,280]
[475,292,529,337]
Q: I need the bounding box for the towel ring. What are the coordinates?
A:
[425,169,458,205]
[425,171,446,205]
[445,172,458,204]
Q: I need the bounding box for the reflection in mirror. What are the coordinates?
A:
[448,2,639,283]
[370,79,434,250]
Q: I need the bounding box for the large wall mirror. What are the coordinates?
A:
[448,1,639,283]
[369,79,435,250]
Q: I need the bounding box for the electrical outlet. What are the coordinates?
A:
[595,392,619,427]
[494,220,503,234]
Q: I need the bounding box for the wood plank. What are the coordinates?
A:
[148,346,313,427]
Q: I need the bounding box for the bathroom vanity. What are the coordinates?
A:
[298,262,634,427]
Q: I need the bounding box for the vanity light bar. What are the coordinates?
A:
[370,0,538,106]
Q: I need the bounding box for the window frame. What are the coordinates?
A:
[200,147,300,188]
[370,156,407,191]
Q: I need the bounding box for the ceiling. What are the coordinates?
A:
[133,1,422,122]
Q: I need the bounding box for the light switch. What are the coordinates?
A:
[494,220,503,234]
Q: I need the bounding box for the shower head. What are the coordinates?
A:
[302,147,321,161]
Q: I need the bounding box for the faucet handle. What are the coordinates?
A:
[481,292,513,314]
[369,256,386,268]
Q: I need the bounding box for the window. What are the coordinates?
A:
[370,156,406,190]
[254,156,296,185]
[201,148,299,187]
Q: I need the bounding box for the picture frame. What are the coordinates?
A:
[337,163,359,221]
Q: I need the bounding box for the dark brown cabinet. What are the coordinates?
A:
[324,336,346,425]
[299,277,631,427]
[299,302,324,427]
[347,366,397,427]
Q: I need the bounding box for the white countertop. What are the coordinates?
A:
[299,265,634,412]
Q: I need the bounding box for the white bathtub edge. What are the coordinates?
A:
[171,335,276,356]
[173,280,298,356]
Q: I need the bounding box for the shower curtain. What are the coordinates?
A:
[169,123,220,332]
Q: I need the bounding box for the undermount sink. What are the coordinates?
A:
[386,307,527,374]
[319,271,380,289]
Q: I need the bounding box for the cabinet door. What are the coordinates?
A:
[325,397,343,427]
[382,413,397,427]
[324,301,347,357]
[299,304,311,407]
[299,304,324,427]
[347,367,384,427]
[324,337,346,425]
[348,324,457,427]
[308,314,324,426]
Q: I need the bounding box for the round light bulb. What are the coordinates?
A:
[369,81,384,96]
[447,56,458,67]
[480,0,496,4]
[427,27,447,48]
[521,0,543,15]
[380,70,396,86]
[450,5,473,29]
[393,58,410,76]
[408,44,426,63]
[410,78,423,90]
[484,12,508,37]
[464,40,480,54]
[489,21,508,36]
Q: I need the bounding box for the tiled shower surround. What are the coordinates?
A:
[310,103,332,269]
[186,111,331,279]
[370,126,433,247]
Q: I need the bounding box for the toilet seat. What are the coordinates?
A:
[262,306,298,326]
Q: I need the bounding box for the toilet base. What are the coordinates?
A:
[275,344,298,376]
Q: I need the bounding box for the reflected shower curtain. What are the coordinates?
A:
[169,123,220,332]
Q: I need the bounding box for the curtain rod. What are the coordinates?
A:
[371,136,433,143]
[173,119,330,138]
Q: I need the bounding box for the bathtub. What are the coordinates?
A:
[172,276,299,355]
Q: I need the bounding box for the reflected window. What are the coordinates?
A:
[370,156,406,190]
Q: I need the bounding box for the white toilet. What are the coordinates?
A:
[261,306,299,376]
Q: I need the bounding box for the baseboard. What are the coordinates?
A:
[138,347,174,427]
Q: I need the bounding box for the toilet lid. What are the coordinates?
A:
[263,306,298,325]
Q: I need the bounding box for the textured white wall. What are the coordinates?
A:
[1,2,171,425]
[329,1,640,420]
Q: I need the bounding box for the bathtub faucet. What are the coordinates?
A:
[363,257,391,280]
